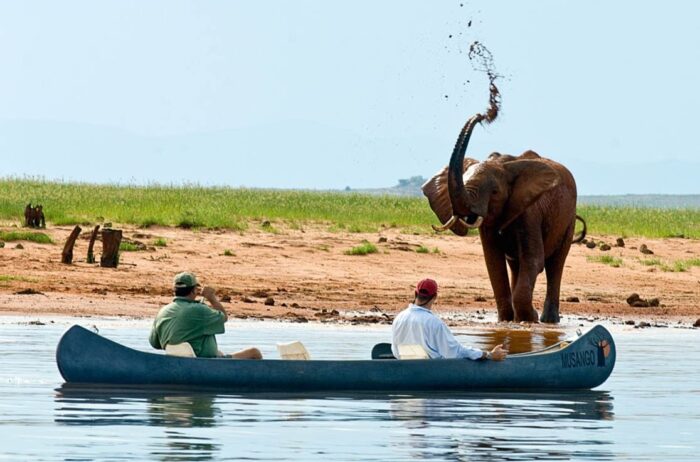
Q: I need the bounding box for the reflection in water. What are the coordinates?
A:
[461,327,568,354]
[55,385,614,461]
[55,386,221,461]
[389,391,615,461]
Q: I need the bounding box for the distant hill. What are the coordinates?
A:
[347,177,700,209]
[347,176,428,197]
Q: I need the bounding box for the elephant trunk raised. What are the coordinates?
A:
[444,113,484,231]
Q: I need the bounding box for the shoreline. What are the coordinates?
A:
[2,224,699,330]
[1,292,696,331]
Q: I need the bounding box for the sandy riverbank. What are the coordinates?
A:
[1,224,699,328]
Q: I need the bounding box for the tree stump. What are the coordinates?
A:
[61,225,82,264]
[24,204,33,227]
[86,225,101,264]
[100,229,122,268]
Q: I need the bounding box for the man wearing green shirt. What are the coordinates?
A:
[149,272,262,359]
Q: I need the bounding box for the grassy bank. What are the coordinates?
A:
[1,179,698,238]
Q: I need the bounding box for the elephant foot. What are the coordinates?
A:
[497,307,515,322]
[540,311,560,323]
[540,300,560,323]
[514,308,539,323]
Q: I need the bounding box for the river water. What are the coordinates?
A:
[0,316,698,461]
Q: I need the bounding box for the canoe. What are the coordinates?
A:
[56,324,616,392]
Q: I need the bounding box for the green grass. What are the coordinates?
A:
[119,242,142,252]
[416,245,430,253]
[223,249,235,256]
[641,257,700,272]
[0,274,37,283]
[587,255,623,267]
[345,240,378,256]
[0,179,433,233]
[576,205,700,239]
[153,238,167,247]
[640,258,663,266]
[0,231,53,244]
[1,179,699,239]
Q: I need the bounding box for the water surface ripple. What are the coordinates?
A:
[0,318,697,461]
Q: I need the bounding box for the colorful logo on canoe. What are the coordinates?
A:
[596,340,611,367]
[561,338,611,369]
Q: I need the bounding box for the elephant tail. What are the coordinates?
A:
[572,215,587,243]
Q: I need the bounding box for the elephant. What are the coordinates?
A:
[422,113,585,323]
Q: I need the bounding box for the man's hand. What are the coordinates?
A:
[201,286,217,302]
[201,286,227,321]
[202,286,216,302]
[489,344,508,361]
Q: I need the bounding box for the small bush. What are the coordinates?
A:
[119,242,141,252]
[416,245,429,254]
[642,258,700,273]
[345,240,378,256]
[261,221,279,234]
[432,247,441,254]
[223,249,235,256]
[671,261,689,272]
[0,231,52,244]
[661,259,700,272]
[0,274,36,283]
[139,218,160,228]
[587,255,622,267]
[153,238,167,247]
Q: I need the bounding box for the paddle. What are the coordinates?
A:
[371,342,396,360]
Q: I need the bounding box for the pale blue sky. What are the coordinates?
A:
[1,1,698,193]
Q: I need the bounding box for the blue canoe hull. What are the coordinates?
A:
[56,325,615,392]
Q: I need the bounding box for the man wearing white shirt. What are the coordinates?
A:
[392,278,508,361]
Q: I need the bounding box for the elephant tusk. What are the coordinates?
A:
[432,215,474,232]
[432,215,458,232]
[466,216,484,229]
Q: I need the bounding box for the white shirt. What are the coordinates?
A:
[391,304,484,360]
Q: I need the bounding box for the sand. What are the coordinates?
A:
[1,224,699,328]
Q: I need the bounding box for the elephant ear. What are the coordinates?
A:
[500,160,560,231]
[422,158,479,236]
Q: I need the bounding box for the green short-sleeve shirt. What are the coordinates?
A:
[149,297,226,358]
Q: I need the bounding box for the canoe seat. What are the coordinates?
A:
[165,342,196,358]
[397,344,429,360]
[277,341,310,360]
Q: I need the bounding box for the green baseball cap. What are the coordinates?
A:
[173,272,200,288]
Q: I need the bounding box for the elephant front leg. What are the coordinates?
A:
[512,232,544,323]
[541,231,574,323]
[512,262,541,323]
[480,232,514,322]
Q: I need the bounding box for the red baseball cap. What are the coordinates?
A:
[415,278,438,298]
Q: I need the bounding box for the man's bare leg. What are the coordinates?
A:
[228,347,263,360]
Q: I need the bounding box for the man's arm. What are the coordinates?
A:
[431,321,483,360]
[201,286,228,322]
[149,321,162,350]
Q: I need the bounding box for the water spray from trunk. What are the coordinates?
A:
[440,41,502,231]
